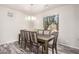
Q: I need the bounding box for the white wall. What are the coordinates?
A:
[35,5,79,49]
[0,6,28,44]
[74,5,79,48]
[0,5,79,49]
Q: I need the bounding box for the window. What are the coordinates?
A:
[25,16,36,21]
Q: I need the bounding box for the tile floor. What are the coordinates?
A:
[0,42,79,54]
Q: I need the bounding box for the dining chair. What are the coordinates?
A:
[37,29,44,35]
[24,31,33,51]
[48,32,58,54]
[25,31,31,44]
[29,31,41,53]
[19,30,26,49]
[37,29,48,53]
[43,30,51,36]
[29,32,38,53]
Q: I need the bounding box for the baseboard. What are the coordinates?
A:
[0,40,18,45]
[58,43,79,51]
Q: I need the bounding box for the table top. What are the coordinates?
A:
[37,35,55,41]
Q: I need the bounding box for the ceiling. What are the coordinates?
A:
[0,4,63,15]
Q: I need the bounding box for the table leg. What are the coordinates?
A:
[44,41,48,54]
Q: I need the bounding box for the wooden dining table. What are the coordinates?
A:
[19,29,55,54]
[37,35,55,54]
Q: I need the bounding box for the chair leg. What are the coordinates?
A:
[36,46,39,54]
[29,45,32,52]
[29,43,33,52]
[20,36,23,48]
[42,46,44,54]
[24,39,27,49]
[24,43,26,49]
[52,46,54,54]
[21,40,25,49]
[20,40,23,48]
[18,34,20,44]
[55,44,57,54]
[42,46,43,54]
[22,41,25,49]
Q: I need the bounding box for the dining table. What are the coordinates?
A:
[37,34,55,54]
[20,29,55,54]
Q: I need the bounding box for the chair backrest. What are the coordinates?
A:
[30,32,38,43]
[37,29,44,35]
[43,30,51,36]
[20,30,25,40]
[26,31,30,41]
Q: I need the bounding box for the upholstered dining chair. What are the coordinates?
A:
[48,32,58,54]
[29,32,41,53]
